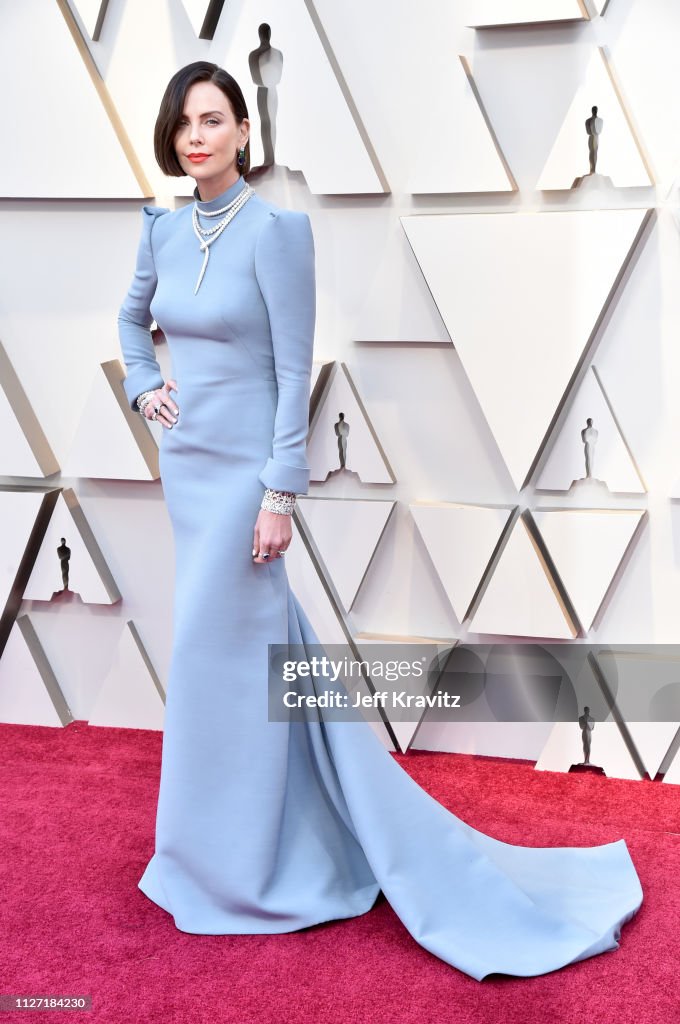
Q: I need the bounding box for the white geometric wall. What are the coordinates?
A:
[466,1,589,29]
[1,0,680,782]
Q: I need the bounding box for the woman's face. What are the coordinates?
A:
[174,80,249,186]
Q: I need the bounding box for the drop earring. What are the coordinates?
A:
[237,145,246,167]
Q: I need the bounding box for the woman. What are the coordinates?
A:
[117,61,643,980]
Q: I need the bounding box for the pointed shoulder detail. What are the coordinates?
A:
[141,204,171,220]
[255,206,312,251]
[139,204,171,253]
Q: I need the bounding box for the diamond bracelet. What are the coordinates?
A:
[136,390,157,416]
[261,487,296,514]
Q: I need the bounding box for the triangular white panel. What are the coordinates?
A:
[88,622,165,730]
[179,0,218,36]
[536,368,645,493]
[352,635,456,753]
[537,49,652,190]
[64,362,159,480]
[402,209,647,489]
[391,694,452,755]
[308,363,395,484]
[310,360,329,395]
[0,404,43,476]
[286,514,397,751]
[414,721,554,761]
[0,491,50,616]
[0,0,142,197]
[594,649,680,780]
[590,0,612,15]
[23,489,121,604]
[351,218,451,343]
[407,55,515,194]
[0,616,72,727]
[0,353,59,477]
[296,498,395,612]
[467,1,588,26]
[624,723,680,779]
[470,518,577,639]
[0,389,54,481]
[218,0,386,193]
[533,509,644,630]
[70,1,109,40]
[410,502,514,622]
[535,721,643,780]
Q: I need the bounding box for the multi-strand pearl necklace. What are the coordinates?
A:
[191,181,255,294]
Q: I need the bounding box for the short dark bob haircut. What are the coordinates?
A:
[154,61,251,177]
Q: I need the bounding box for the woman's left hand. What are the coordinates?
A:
[252,508,292,563]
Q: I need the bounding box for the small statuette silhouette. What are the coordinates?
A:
[334,412,350,469]
[578,705,595,765]
[585,105,603,174]
[569,416,608,493]
[581,417,599,478]
[248,23,283,170]
[569,705,603,775]
[57,536,71,591]
[572,105,612,191]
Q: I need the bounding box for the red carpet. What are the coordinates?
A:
[0,720,678,1024]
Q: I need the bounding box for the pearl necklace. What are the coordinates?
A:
[191,181,255,294]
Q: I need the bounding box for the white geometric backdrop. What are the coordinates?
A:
[1,0,680,783]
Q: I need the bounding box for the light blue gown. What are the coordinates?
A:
[117,175,643,981]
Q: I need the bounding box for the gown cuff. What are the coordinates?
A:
[258,458,309,496]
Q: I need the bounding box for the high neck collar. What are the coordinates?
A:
[192,175,247,212]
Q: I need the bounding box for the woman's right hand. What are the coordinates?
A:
[144,380,180,428]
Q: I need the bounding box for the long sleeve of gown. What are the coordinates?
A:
[117,205,170,411]
[254,208,316,496]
